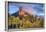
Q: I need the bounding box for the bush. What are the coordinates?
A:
[8,15,44,28]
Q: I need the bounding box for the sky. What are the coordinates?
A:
[8,3,44,16]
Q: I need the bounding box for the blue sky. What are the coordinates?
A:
[8,3,44,16]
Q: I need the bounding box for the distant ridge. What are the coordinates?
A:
[11,11,19,17]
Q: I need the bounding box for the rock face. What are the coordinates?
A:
[19,9,25,17]
[19,7,25,19]
[11,7,32,17]
[11,7,25,17]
